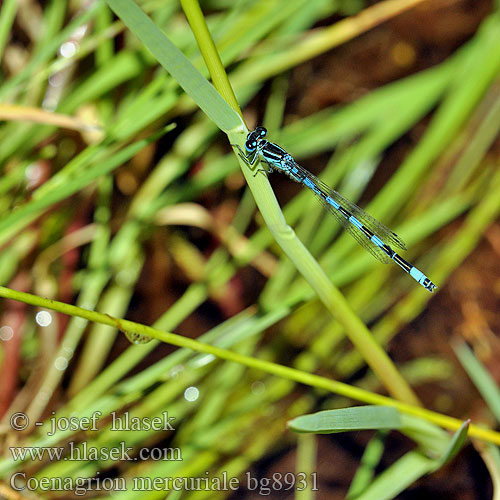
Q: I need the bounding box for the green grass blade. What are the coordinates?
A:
[480,444,500,500]
[347,431,388,499]
[295,433,318,500]
[287,406,401,434]
[105,0,242,133]
[351,451,436,500]
[453,340,500,425]
[433,420,470,469]
[0,0,18,60]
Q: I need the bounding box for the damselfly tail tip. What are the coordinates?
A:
[424,279,437,293]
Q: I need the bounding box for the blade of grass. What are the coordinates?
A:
[0,103,100,132]
[105,0,242,134]
[0,0,18,60]
[350,451,436,500]
[295,433,318,500]
[288,406,401,433]
[453,340,500,424]
[478,444,500,500]
[0,285,499,447]
[347,431,388,499]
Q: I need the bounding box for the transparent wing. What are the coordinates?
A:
[291,162,406,263]
[316,174,407,250]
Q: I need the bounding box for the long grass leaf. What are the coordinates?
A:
[105,0,242,133]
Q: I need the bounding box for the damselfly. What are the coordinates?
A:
[235,127,436,293]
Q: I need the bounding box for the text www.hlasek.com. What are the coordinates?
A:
[10,442,182,462]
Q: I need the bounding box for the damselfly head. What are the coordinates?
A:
[245,127,268,152]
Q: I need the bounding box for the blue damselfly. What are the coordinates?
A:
[235,127,436,292]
